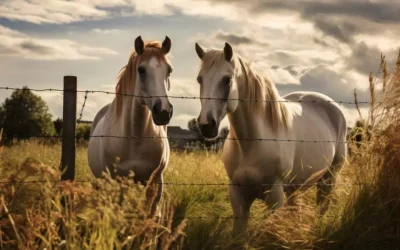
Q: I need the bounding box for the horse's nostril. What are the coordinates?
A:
[152,105,158,114]
[210,119,217,127]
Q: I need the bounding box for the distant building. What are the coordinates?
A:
[167,126,201,150]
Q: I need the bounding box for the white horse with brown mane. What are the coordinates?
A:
[194,42,347,236]
[87,36,174,216]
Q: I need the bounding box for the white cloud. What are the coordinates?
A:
[0,0,308,30]
[353,34,400,53]
[0,0,179,24]
[0,0,108,24]
[169,77,198,97]
[0,25,118,60]
[91,28,122,34]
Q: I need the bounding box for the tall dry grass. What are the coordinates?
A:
[0,154,186,249]
[322,50,400,249]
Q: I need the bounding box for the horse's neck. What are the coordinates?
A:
[227,103,263,140]
[111,97,158,137]
[228,74,287,142]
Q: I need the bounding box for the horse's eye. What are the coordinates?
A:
[223,76,232,85]
[197,76,203,84]
[138,66,146,75]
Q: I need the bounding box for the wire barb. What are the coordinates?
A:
[76,90,89,129]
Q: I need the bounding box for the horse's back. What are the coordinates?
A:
[283,91,347,181]
[284,91,347,137]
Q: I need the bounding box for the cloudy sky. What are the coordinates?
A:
[1,0,399,129]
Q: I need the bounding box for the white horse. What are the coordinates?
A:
[88,36,174,216]
[194,42,347,236]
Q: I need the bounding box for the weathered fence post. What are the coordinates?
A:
[58,76,77,241]
[60,76,77,181]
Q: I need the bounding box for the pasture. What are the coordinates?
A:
[1,130,399,249]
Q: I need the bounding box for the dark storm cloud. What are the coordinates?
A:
[213,30,268,46]
[205,0,400,77]
[271,65,280,70]
[275,64,370,108]
[206,0,400,42]
[347,42,398,75]
[311,16,359,44]
[300,1,400,24]
[283,65,301,76]
[263,50,335,67]
[208,0,400,23]
[20,41,55,55]
[312,37,331,48]
[215,33,253,45]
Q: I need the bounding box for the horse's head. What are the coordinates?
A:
[194,42,239,139]
[133,36,174,126]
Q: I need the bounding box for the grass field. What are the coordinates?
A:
[1,55,400,249]
[0,138,398,250]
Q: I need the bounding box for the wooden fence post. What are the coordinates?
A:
[60,76,77,181]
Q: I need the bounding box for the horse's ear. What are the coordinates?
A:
[195,42,205,60]
[224,42,233,61]
[162,36,171,54]
[135,36,144,55]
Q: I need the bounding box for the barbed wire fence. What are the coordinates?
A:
[0,76,370,221]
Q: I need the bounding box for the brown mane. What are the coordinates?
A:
[236,55,291,131]
[200,50,291,131]
[114,41,170,118]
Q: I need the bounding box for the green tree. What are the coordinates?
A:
[0,87,55,145]
[76,124,91,144]
[53,118,63,135]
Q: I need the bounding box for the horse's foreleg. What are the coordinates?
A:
[229,185,255,238]
[148,173,163,218]
[145,173,163,250]
[263,183,284,211]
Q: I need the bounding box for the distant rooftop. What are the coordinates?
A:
[167,126,199,139]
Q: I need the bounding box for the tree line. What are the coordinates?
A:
[0,87,228,148]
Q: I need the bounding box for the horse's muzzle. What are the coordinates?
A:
[153,105,173,126]
[198,119,219,139]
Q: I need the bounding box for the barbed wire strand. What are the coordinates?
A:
[0,209,339,220]
[0,86,372,105]
[1,134,371,144]
[0,180,371,186]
